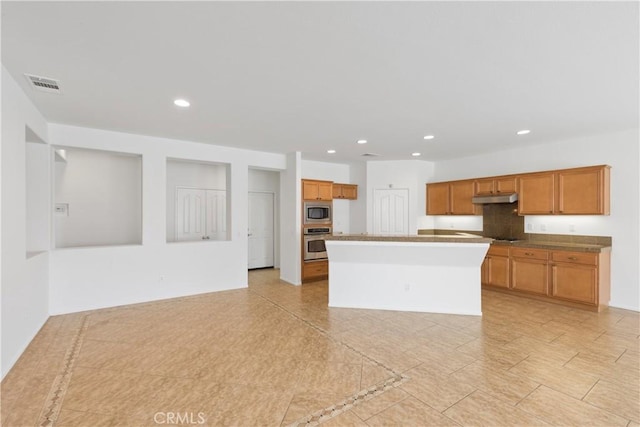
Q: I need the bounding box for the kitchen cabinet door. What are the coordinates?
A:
[450,180,480,214]
[518,173,555,215]
[426,182,450,215]
[511,259,549,295]
[475,178,495,195]
[303,180,333,201]
[550,263,597,304]
[557,166,610,215]
[495,177,517,194]
[340,184,357,199]
[487,256,510,288]
[333,183,357,200]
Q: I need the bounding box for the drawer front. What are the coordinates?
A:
[551,251,597,266]
[303,261,328,277]
[488,245,510,257]
[511,247,549,261]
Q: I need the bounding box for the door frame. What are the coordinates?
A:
[248,190,276,270]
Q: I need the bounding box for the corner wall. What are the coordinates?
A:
[1,66,50,379]
[47,124,286,314]
[434,129,640,311]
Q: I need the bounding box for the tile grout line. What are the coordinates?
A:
[249,289,409,426]
[36,315,89,427]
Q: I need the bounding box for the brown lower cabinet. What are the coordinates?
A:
[302,260,328,282]
[481,245,509,288]
[482,244,610,311]
[510,248,549,296]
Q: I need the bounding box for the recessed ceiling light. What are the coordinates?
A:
[516,129,531,135]
[327,149,336,154]
[174,99,190,108]
[411,152,421,157]
[357,140,368,144]
[423,135,435,140]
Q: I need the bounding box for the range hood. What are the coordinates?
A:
[472,193,518,204]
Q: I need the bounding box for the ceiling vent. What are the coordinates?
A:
[361,153,380,157]
[24,74,62,94]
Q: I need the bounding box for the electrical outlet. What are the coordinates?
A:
[404,283,410,292]
[569,224,576,232]
[540,224,547,232]
[526,223,533,231]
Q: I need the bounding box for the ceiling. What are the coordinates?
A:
[2,1,638,163]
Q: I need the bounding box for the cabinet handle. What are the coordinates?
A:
[568,256,578,260]
[525,252,534,256]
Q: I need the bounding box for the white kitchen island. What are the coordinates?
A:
[325,234,492,316]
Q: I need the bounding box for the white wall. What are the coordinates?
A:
[348,162,367,234]
[166,159,228,242]
[248,168,281,268]
[54,147,142,248]
[366,160,436,234]
[434,129,640,311]
[1,66,50,379]
[302,160,352,234]
[279,152,302,285]
[48,123,286,314]
[26,138,51,254]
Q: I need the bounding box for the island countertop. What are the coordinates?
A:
[325,233,493,244]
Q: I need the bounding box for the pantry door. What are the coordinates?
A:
[175,188,206,241]
[373,188,409,235]
[248,191,275,269]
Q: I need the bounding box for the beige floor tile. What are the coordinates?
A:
[351,387,409,421]
[295,361,363,397]
[517,385,628,426]
[404,342,477,375]
[583,380,640,423]
[281,392,345,425]
[360,360,395,389]
[444,390,550,426]
[455,337,528,369]
[3,268,639,427]
[399,365,476,413]
[450,360,540,404]
[55,408,115,426]
[320,409,368,427]
[201,383,294,426]
[509,356,598,399]
[364,396,459,426]
[1,400,43,427]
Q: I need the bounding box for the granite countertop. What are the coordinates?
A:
[325,233,493,244]
[491,240,611,253]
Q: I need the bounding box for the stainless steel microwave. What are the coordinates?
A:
[303,201,331,224]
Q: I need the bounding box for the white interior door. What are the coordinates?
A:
[206,189,227,240]
[248,192,274,269]
[176,188,227,241]
[175,188,206,241]
[373,188,409,235]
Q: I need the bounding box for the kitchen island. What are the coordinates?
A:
[324,234,492,315]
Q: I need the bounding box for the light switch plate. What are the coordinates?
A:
[55,203,69,216]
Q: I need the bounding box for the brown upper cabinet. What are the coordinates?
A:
[518,165,610,215]
[302,179,333,201]
[333,183,358,200]
[475,176,517,195]
[426,180,480,215]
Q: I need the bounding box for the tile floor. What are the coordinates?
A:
[1,268,639,426]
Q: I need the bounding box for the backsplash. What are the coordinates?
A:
[419,201,612,246]
[482,202,524,240]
